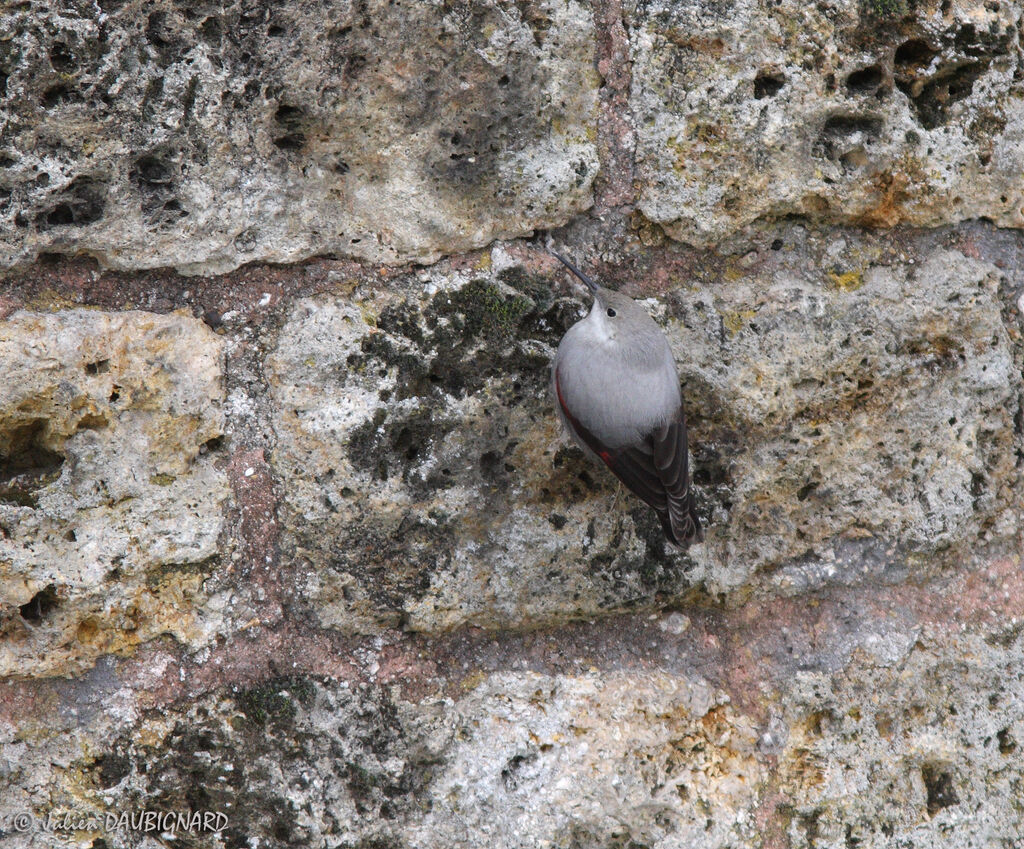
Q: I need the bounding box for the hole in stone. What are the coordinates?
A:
[132,154,174,185]
[770,238,784,250]
[921,764,959,816]
[274,104,303,125]
[85,359,110,375]
[817,115,883,160]
[64,528,76,541]
[997,728,1017,755]
[797,481,818,501]
[902,61,987,130]
[971,472,985,497]
[479,450,501,475]
[954,23,983,53]
[200,435,224,453]
[822,114,883,137]
[49,41,75,73]
[37,177,107,229]
[202,310,223,330]
[44,203,75,226]
[146,10,169,47]
[895,39,938,68]
[42,83,77,108]
[274,133,305,151]
[846,65,882,93]
[95,753,131,788]
[0,419,65,507]
[200,17,221,40]
[19,584,59,621]
[109,387,121,402]
[267,24,285,36]
[753,71,785,98]
[272,103,306,150]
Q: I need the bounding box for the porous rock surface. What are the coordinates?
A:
[0,309,230,678]
[630,0,1024,246]
[268,235,1019,632]
[0,0,1023,847]
[0,0,598,273]
[3,564,1024,848]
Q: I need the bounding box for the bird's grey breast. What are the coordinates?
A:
[554,321,680,448]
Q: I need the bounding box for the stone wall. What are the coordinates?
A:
[1,0,1023,847]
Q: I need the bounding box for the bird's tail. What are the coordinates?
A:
[659,491,704,548]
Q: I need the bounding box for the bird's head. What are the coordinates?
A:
[552,251,660,345]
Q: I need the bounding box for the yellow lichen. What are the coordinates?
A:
[828,270,864,292]
[721,309,757,335]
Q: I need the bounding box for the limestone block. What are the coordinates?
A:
[0,309,228,677]
[0,0,598,274]
[18,616,1022,849]
[268,239,1019,631]
[630,0,1024,245]
[678,246,1019,594]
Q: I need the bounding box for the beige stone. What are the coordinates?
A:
[629,0,1024,246]
[0,0,598,274]
[269,238,1019,632]
[0,310,229,677]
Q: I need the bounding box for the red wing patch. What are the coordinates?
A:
[555,367,615,472]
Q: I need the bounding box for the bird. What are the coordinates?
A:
[550,251,703,547]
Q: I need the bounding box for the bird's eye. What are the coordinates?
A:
[606,308,616,317]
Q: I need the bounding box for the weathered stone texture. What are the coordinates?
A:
[268,234,1020,634]
[0,0,598,274]
[680,242,1019,595]
[5,578,1024,848]
[0,309,229,678]
[267,258,645,635]
[630,0,1024,246]
[0,0,1022,846]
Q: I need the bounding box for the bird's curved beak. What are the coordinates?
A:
[551,251,599,294]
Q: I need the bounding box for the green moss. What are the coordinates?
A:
[443,278,532,340]
[237,677,316,726]
[862,0,908,18]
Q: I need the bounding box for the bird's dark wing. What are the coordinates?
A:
[554,369,702,546]
[650,408,703,546]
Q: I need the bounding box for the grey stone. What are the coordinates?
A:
[268,237,1019,633]
[0,0,597,274]
[629,0,1024,246]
